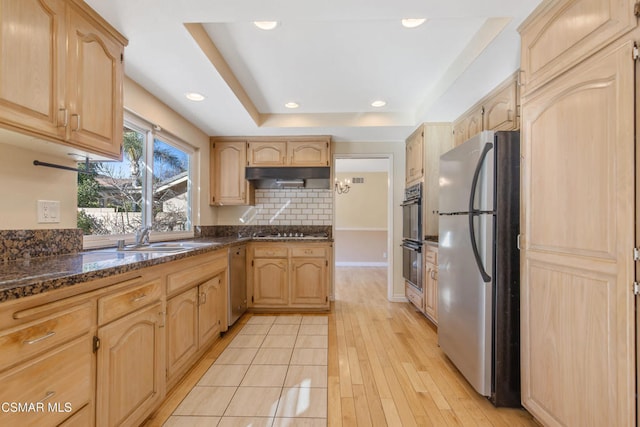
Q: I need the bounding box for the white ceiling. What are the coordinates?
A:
[85,0,542,143]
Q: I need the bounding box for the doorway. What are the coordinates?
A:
[333,156,393,299]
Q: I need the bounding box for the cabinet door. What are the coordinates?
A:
[290,258,328,307]
[452,120,467,147]
[0,0,66,139]
[424,263,438,323]
[247,141,287,166]
[465,109,483,140]
[198,275,223,347]
[423,124,453,237]
[96,302,165,427]
[287,141,329,166]
[519,0,636,94]
[520,40,635,427]
[405,128,424,185]
[166,288,198,381]
[252,258,288,306]
[66,4,124,159]
[211,141,252,206]
[483,81,518,131]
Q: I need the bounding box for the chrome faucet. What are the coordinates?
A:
[135,225,151,246]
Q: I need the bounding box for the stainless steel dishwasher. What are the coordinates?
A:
[228,244,247,326]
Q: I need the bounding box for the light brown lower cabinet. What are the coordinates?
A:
[0,335,93,427]
[248,242,331,311]
[96,301,165,427]
[166,273,224,385]
[423,245,438,324]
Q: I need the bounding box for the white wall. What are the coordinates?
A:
[0,141,78,229]
[333,141,405,301]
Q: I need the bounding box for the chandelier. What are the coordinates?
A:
[334,178,351,194]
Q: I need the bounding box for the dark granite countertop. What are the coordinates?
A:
[0,236,331,303]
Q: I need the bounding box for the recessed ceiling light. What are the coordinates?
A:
[285,102,299,109]
[401,18,426,28]
[371,100,386,108]
[185,92,205,101]
[254,21,278,30]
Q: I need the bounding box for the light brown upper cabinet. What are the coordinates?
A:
[483,79,518,132]
[247,136,331,167]
[405,126,424,186]
[453,107,483,147]
[210,140,254,206]
[519,0,636,95]
[247,141,287,166]
[452,72,520,147]
[0,0,127,160]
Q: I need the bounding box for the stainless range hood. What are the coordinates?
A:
[245,167,330,189]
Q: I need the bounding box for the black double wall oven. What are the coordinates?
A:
[402,183,423,291]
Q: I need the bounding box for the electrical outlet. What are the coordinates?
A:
[37,200,60,223]
[382,252,387,259]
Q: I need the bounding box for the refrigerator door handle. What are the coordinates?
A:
[468,142,493,282]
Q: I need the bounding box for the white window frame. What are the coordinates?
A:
[83,111,197,249]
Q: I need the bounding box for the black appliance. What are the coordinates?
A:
[401,183,423,290]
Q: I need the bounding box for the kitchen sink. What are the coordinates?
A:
[117,241,219,253]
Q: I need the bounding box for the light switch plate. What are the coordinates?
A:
[38,200,60,223]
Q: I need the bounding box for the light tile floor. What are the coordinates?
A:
[163,315,329,427]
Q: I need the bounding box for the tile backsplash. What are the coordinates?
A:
[242,189,333,226]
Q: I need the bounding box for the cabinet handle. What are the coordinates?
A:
[130,293,147,303]
[159,311,166,328]
[71,114,81,131]
[23,331,56,345]
[200,292,207,305]
[58,108,68,127]
[39,391,56,403]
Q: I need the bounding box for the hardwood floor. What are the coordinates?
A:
[329,267,537,426]
[144,267,538,426]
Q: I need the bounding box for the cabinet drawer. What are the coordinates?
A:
[405,283,424,311]
[59,403,92,427]
[166,256,227,296]
[98,279,161,325]
[253,246,288,258]
[424,248,437,264]
[0,336,92,427]
[0,302,92,371]
[291,246,327,258]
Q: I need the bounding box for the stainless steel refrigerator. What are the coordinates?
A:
[438,130,520,407]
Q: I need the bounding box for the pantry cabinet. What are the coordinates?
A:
[519,1,636,425]
[249,242,331,310]
[0,0,127,160]
[210,140,254,206]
